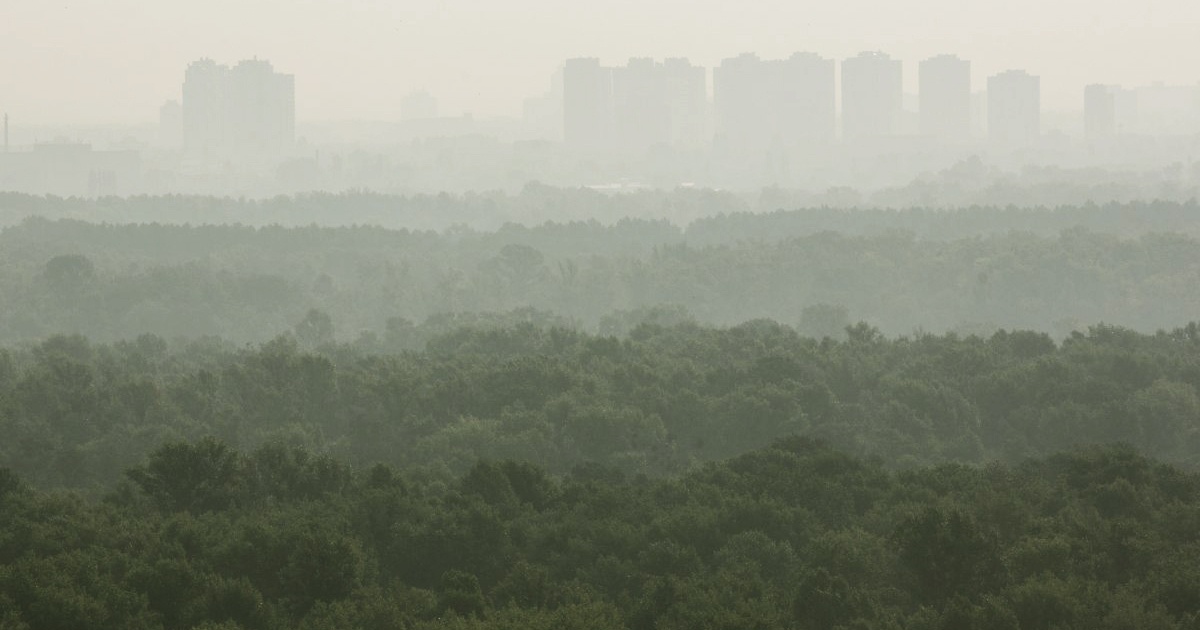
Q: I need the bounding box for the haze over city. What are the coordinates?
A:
[3,0,1198,123]
[9,3,1200,630]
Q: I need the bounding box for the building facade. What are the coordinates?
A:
[987,70,1040,146]
[1084,84,1116,138]
[713,52,834,155]
[182,58,295,159]
[564,57,707,155]
[919,54,971,142]
[841,52,903,140]
[562,58,613,153]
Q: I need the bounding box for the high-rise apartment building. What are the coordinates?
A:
[777,53,837,145]
[1084,84,1116,138]
[841,52,903,140]
[919,54,971,142]
[713,52,834,155]
[987,70,1040,146]
[713,53,766,153]
[661,58,708,150]
[182,59,228,155]
[1134,83,1199,135]
[612,58,671,152]
[182,58,295,158]
[564,57,707,154]
[563,58,613,153]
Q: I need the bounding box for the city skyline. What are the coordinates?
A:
[3,49,1199,198]
[2,0,1199,124]
[182,58,295,157]
[4,51,1196,154]
[713,52,836,157]
[6,49,1198,134]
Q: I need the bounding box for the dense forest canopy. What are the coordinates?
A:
[2,438,1199,629]
[3,321,1200,493]
[2,201,1200,342]
[5,189,1200,629]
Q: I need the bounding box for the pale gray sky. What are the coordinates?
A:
[1,0,1197,124]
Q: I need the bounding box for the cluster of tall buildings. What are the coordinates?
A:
[563,58,707,154]
[151,54,1192,168]
[563,52,1046,155]
[176,58,295,159]
[712,53,835,157]
[1082,83,1200,138]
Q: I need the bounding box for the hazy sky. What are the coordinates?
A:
[2,0,1197,124]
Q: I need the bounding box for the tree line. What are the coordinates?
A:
[3,174,1199,232]
[1,437,1197,629]
[5,213,1200,342]
[3,319,1200,493]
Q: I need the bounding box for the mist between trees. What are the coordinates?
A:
[3,195,1200,343]
[6,186,1200,629]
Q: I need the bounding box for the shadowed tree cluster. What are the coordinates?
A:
[1,439,1198,629]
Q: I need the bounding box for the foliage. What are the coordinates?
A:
[4,207,1200,342]
[1,440,1198,629]
[3,320,1200,490]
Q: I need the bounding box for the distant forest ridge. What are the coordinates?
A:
[2,187,1200,235]
[2,212,1200,341]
